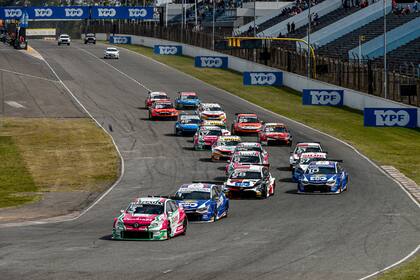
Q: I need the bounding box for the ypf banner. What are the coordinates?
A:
[153,45,182,55]
[364,108,418,128]
[243,72,283,86]
[91,6,153,19]
[302,89,344,106]
[194,56,228,68]
[109,36,131,44]
[0,7,89,19]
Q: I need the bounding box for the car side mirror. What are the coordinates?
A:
[227,160,231,163]
[120,209,124,213]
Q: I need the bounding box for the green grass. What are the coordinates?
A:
[119,44,420,185]
[0,118,119,208]
[376,254,420,280]
[0,135,38,208]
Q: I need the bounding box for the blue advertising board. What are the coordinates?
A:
[302,89,344,106]
[153,45,182,55]
[194,56,228,68]
[0,6,153,20]
[109,36,132,44]
[0,6,90,20]
[364,108,418,127]
[243,72,283,86]
[91,6,153,20]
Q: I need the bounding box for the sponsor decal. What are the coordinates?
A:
[364,108,418,128]
[310,175,327,181]
[65,8,83,17]
[1,6,89,19]
[91,6,153,20]
[153,45,182,55]
[128,8,148,17]
[302,89,344,106]
[243,72,283,86]
[4,8,23,18]
[34,8,53,17]
[109,36,131,44]
[195,56,228,68]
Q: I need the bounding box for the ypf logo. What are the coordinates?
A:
[308,90,343,105]
[128,8,147,17]
[34,8,53,17]
[374,110,410,126]
[113,37,128,44]
[201,57,223,67]
[159,46,178,55]
[4,9,22,18]
[65,8,83,17]
[98,8,116,17]
[250,73,277,85]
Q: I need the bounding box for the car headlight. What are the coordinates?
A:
[196,204,209,214]
[115,220,124,229]
[301,177,309,185]
[149,219,163,229]
[326,178,337,186]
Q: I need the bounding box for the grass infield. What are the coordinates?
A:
[0,118,119,208]
[119,44,420,185]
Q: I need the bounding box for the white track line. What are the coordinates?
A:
[0,67,58,83]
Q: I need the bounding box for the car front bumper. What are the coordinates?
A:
[112,228,168,240]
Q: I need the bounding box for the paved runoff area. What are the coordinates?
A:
[0,40,418,280]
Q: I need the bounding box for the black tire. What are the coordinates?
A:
[166,223,172,240]
[260,185,268,199]
[181,219,187,235]
[231,125,235,135]
[68,43,70,46]
[148,112,152,120]
[93,41,96,44]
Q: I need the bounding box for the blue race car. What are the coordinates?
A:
[174,113,201,135]
[297,160,348,194]
[173,182,229,222]
[175,92,201,109]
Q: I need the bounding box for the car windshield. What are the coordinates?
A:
[202,129,222,136]
[176,191,210,200]
[231,171,262,179]
[155,103,173,109]
[152,95,167,99]
[234,155,260,163]
[127,203,164,215]
[181,95,197,100]
[265,126,286,132]
[206,106,222,112]
[181,118,201,124]
[219,140,240,146]
[107,48,117,52]
[305,166,336,175]
[239,116,258,123]
[296,146,321,154]
[60,35,69,38]
[237,146,262,152]
[87,33,95,37]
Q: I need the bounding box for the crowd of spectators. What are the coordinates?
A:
[392,0,419,15]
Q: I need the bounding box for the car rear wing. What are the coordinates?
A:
[326,159,343,163]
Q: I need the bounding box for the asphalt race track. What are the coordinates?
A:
[0,40,418,280]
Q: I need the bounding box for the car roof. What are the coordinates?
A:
[178,183,212,193]
[179,91,197,96]
[106,47,117,50]
[133,197,167,204]
[218,136,241,141]
[308,161,337,167]
[264,122,286,127]
[238,113,257,117]
[201,103,221,107]
[149,91,167,96]
[296,142,321,147]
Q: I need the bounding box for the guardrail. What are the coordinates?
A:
[86,21,419,107]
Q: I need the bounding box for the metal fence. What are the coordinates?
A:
[88,21,419,107]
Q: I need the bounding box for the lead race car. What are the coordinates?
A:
[226,150,267,176]
[149,100,178,120]
[175,91,201,109]
[292,152,328,182]
[297,160,349,194]
[211,135,241,161]
[174,112,201,135]
[289,142,323,168]
[224,165,276,198]
[112,197,188,240]
[173,183,229,222]
[144,91,170,108]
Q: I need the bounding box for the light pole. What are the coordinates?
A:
[383,0,388,99]
[307,0,311,79]
[195,0,198,30]
[253,0,256,37]
[165,1,168,28]
[212,0,215,50]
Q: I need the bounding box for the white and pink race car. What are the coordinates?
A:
[225,150,268,176]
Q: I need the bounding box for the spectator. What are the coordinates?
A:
[291,22,295,33]
[287,22,291,33]
[413,0,418,12]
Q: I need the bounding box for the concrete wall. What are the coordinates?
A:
[97,33,419,126]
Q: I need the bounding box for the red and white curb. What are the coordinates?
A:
[382,166,419,202]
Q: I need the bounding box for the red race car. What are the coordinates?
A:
[258,122,292,146]
[231,113,263,135]
[149,100,178,120]
[145,91,170,108]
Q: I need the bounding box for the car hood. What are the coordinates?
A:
[264,132,289,138]
[227,179,261,187]
[302,174,337,183]
[179,123,199,129]
[238,123,261,127]
[177,199,209,210]
[214,145,236,152]
[179,99,199,104]
[202,111,224,116]
[121,213,160,226]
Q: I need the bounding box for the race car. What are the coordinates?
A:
[144,91,170,108]
[197,103,227,123]
[149,100,178,120]
[297,160,348,194]
[174,113,201,135]
[289,142,323,168]
[84,33,96,44]
[258,123,292,146]
[112,197,188,240]
[224,165,275,198]
[231,113,262,134]
[57,34,70,46]
[104,47,119,59]
[201,120,230,135]
[226,150,267,176]
[193,126,223,150]
[211,135,241,161]
[292,152,328,182]
[173,183,229,222]
[175,92,201,109]
[233,142,269,163]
